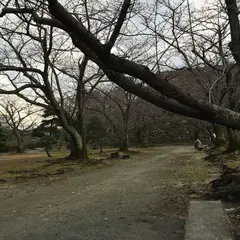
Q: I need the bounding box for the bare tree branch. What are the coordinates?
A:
[105,0,131,51]
[225,0,240,64]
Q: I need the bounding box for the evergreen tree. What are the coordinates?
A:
[86,116,108,152]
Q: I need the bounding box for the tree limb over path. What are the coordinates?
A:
[1,0,240,129]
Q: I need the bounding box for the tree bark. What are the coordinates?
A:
[78,114,88,160]
[68,141,87,160]
[66,59,89,161]
[67,131,87,160]
[67,110,88,161]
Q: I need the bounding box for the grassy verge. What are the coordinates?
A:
[159,150,218,216]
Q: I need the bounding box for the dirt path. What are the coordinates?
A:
[0,146,208,240]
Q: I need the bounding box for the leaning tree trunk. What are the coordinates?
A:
[45,146,52,157]
[227,128,239,152]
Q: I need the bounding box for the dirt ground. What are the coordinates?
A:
[0,146,217,240]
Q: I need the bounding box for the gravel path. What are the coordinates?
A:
[0,146,194,240]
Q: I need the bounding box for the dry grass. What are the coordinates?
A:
[0,147,149,183]
[169,152,213,184]
[0,152,71,182]
[157,151,218,216]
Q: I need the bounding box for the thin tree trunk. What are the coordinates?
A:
[136,128,142,146]
[72,103,88,160]
[45,146,52,157]
[45,119,53,157]
[144,130,149,146]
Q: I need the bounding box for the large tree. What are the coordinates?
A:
[0,1,105,160]
[1,0,240,143]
